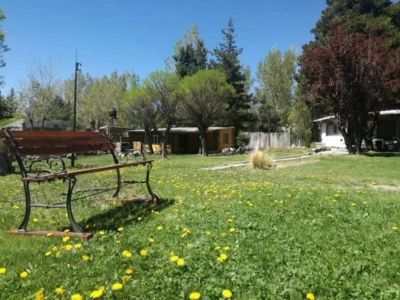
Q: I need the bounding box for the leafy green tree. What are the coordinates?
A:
[210,18,254,136]
[313,0,400,46]
[179,69,234,156]
[288,99,312,146]
[125,87,158,154]
[0,9,9,86]
[63,72,93,128]
[173,26,207,77]
[0,88,17,119]
[77,72,130,129]
[256,49,297,131]
[143,71,180,158]
[19,61,69,129]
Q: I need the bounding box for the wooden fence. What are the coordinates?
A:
[245,132,304,149]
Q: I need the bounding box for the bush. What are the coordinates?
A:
[250,150,273,169]
[236,132,250,148]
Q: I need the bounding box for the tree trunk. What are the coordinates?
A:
[199,126,208,157]
[144,126,154,154]
[162,124,171,159]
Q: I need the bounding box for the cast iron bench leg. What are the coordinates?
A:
[18,181,32,231]
[146,163,159,203]
[112,168,121,199]
[66,176,83,233]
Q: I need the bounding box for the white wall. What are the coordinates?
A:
[320,123,346,148]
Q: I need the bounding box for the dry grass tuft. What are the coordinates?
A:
[250,151,273,169]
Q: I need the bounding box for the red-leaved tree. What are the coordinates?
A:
[300,28,400,154]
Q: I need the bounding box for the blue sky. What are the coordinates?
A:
[0,0,326,94]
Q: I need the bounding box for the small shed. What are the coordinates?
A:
[130,127,235,154]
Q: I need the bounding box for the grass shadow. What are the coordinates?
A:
[78,198,175,231]
[362,151,400,158]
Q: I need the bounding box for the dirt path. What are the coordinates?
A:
[203,148,347,171]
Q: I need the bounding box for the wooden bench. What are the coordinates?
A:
[0,129,159,238]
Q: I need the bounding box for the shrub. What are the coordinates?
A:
[236,132,250,148]
[250,150,273,169]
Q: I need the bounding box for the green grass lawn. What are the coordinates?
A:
[1,152,400,299]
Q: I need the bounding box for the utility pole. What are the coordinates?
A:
[71,51,81,167]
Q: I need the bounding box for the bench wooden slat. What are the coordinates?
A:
[13,136,108,148]
[10,131,101,139]
[67,160,152,176]
[19,143,112,156]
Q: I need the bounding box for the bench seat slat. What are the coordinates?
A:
[19,144,112,156]
[14,136,108,148]
[10,131,101,139]
[67,160,153,176]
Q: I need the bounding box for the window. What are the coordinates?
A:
[223,133,229,144]
[326,123,338,136]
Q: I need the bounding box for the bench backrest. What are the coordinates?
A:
[1,130,113,158]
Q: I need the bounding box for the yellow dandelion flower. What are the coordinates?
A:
[189,291,201,300]
[52,246,58,252]
[64,244,73,251]
[139,249,148,256]
[0,267,6,275]
[99,230,105,235]
[112,282,123,291]
[223,246,230,251]
[71,293,83,300]
[306,292,315,300]
[62,236,70,242]
[117,227,123,232]
[170,255,179,262]
[54,287,64,295]
[392,226,398,231]
[75,243,82,249]
[19,271,28,278]
[35,289,45,300]
[228,228,235,233]
[90,286,105,299]
[121,275,131,283]
[222,289,232,298]
[181,228,191,238]
[45,251,52,257]
[125,268,134,275]
[122,250,132,258]
[148,237,154,243]
[156,225,163,230]
[176,258,185,266]
[82,254,90,261]
[33,218,39,223]
[220,253,228,260]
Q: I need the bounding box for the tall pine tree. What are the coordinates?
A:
[173,26,207,78]
[211,18,254,138]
